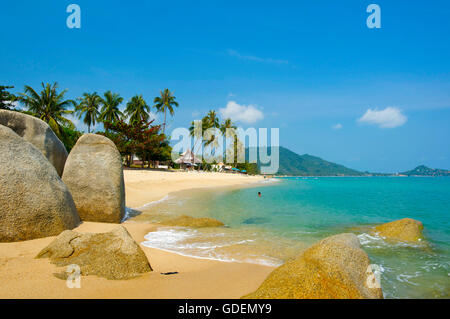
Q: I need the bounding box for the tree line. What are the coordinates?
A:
[0,83,176,167]
[2,83,259,173]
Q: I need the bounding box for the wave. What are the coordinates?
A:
[136,195,170,210]
[141,227,282,267]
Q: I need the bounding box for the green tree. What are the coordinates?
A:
[221,118,242,164]
[60,125,83,152]
[99,91,124,126]
[103,119,166,168]
[76,92,101,133]
[17,82,75,138]
[204,110,220,129]
[126,94,150,124]
[153,88,179,134]
[0,85,16,110]
[202,110,220,151]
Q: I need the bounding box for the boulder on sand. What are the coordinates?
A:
[373,218,424,243]
[0,125,80,242]
[62,134,125,223]
[36,226,152,280]
[243,233,383,299]
[0,110,68,176]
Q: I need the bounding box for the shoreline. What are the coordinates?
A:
[124,169,265,209]
[0,170,274,299]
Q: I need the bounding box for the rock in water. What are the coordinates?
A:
[243,233,383,299]
[62,134,125,223]
[0,110,68,176]
[160,215,225,228]
[373,218,424,243]
[0,125,80,242]
[36,226,152,280]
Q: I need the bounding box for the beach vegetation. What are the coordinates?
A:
[0,85,16,110]
[16,82,75,139]
[75,92,101,133]
[153,88,178,134]
[103,118,170,168]
[99,91,124,129]
[126,94,150,124]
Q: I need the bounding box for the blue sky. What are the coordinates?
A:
[1,0,449,173]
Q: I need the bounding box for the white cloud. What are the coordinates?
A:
[332,123,343,130]
[227,49,289,65]
[219,101,264,124]
[358,107,407,128]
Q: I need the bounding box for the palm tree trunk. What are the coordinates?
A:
[163,108,167,134]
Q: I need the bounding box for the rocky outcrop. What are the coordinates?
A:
[243,233,383,299]
[0,110,68,176]
[36,226,152,280]
[62,134,125,223]
[0,125,80,242]
[373,218,424,243]
[160,215,225,228]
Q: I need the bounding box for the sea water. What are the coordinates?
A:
[138,177,450,298]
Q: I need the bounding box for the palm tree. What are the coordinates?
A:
[220,118,240,164]
[220,118,236,136]
[201,110,221,157]
[99,91,124,126]
[126,94,150,124]
[153,89,178,134]
[76,92,101,133]
[205,110,220,129]
[17,82,75,138]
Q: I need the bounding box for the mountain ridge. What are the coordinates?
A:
[247,146,364,176]
[400,165,450,176]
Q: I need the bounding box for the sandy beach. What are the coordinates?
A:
[124,169,264,208]
[0,170,274,299]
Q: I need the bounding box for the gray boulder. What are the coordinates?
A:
[0,110,68,177]
[36,226,152,280]
[62,134,125,223]
[0,125,80,242]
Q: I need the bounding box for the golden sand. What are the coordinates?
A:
[0,170,273,299]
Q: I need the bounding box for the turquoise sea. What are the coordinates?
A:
[138,177,450,298]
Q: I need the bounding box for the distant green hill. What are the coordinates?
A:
[401,165,450,176]
[247,146,363,176]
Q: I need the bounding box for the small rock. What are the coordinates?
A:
[160,215,224,228]
[373,218,424,243]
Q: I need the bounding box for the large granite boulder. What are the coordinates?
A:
[36,226,152,280]
[0,125,80,242]
[373,218,424,243]
[62,134,125,223]
[243,233,383,299]
[0,110,68,176]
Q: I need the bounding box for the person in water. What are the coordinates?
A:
[258,192,261,197]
